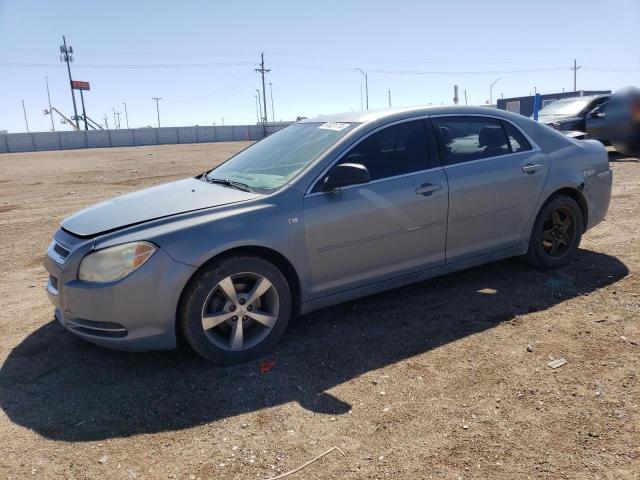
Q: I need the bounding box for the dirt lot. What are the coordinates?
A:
[0,142,638,480]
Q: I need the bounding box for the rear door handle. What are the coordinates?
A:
[415,183,442,196]
[522,164,543,174]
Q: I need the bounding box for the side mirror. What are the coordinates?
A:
[321,163,370,191]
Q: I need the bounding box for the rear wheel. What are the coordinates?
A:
[180,255,292,364]
[524,195,584,269]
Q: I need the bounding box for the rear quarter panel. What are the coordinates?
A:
[533,133,611,234]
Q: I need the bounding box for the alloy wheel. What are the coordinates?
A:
[541,206,576,257]
[201,272,279,351]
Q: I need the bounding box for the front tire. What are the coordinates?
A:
[179,255,292,364]
[524,195,584,269]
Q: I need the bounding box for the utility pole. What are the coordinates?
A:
[221,117,224,126]
[388,89,391,107]
[356,68,369,109]
[255,52,270,133]
[45,76,55,131]
[152,97,162,127]
[79,90,88,130]
[115,112,122,129]
[489,77,502,105]
[464,89,468,106]
[359,83,363,110]
[269,82,275,123]
[571,59,581,91]
[112,107,118,129]
[122,102,129,129]
[103,113,109,130]
[59,36,79,129]
[21,99,29,133]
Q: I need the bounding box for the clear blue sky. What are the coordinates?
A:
[1,0,639,133]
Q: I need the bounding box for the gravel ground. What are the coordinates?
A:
[0,143,638,480]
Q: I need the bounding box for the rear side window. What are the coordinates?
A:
[433,116,510,165]
[502,121,532,153]
[338,120,429,181]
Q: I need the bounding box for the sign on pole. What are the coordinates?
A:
[71,80,90,91]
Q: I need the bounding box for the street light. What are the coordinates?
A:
[355,68,369,110]
[254,94,260,123]
[152,97,162,128]
[256,89,263,124]
[269,82,275,123]
[122,102,129,129]
[489,77,502,106]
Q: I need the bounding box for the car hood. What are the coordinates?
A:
[537,114,581,125]
[62,177,261,237]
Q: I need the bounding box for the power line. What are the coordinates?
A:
[0,61,253,69]
[582,66,640,72]
[2,61,639,74]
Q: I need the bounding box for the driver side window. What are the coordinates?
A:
[337,120,430,181]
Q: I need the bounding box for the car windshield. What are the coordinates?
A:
[538,98,593,116]
[205,122,358,192]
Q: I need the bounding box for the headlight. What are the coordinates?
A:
[78,242,156,283]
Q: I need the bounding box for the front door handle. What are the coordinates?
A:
[522,164,543,174]
[415,183,442,196]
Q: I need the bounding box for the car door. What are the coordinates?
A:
[432,115,549,263]
[585,100,609,141]
[304,119,448,298]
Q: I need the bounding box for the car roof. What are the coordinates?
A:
[548,94,609,103]
[300,105,514,125]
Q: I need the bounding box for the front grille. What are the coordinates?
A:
[53,243,70,259]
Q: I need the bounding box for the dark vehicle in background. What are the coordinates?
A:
[536,94,610,143]
[537,90,640,156]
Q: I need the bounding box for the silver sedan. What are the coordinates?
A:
[43,106,612,363]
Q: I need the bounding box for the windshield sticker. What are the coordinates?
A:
[318,122,350,131]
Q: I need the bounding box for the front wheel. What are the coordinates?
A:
[524,195,584,269]
[179,255,292,364]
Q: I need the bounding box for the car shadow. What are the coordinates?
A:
[0,249,628,442]
[608,151,639,163]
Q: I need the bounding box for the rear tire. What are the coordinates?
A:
[524,195,584,269]
[179,255,292,364]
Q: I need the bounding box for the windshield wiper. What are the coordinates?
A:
[201,175,253,192]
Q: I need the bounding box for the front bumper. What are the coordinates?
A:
[44,229,196,352]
